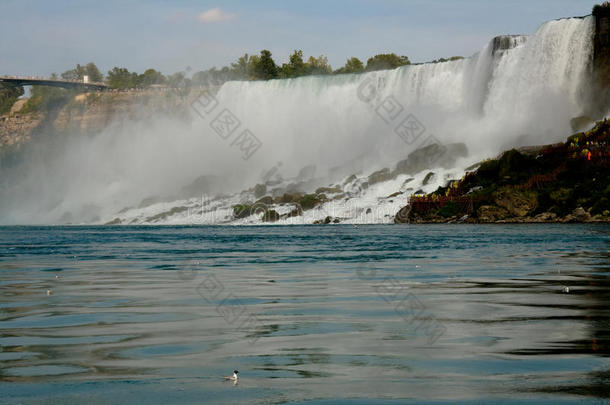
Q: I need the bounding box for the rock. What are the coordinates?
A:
[533,212,557,222]
[315,186,342,194]
[255,196,274,205]
[386,191,403,199]
[572,206,591,221]
[105,218,121,225]
[494,188,537,217]
[333,218,340,223]
[366,208,372,214]
[299,194,321,210]
[393,142,468,176]
[323,216,332,224]
[233,204,252,219]
[422,172,435,185]
[570,116,593,132]
[144,206,188,222]
[343,174,357,185]
[394,205,412,223]
[263,209,280,222]
[253,184,267,198]
[367,168,392,185]
[477,205,509,222]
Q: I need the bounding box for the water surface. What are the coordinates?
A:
[1,225,609,404]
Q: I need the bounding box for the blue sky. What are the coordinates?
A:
[0,0,596,77]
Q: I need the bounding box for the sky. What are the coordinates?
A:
[0,0,597,77]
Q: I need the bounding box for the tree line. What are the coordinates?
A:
[39,51,414,90]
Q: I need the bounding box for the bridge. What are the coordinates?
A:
[0,76,108,91]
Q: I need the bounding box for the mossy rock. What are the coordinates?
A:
[263,209,280,222]
[299,194,321,210]
[233,204,252,219]
[255,196,274,205]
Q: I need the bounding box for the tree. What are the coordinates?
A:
[138,68,166,87]
[106,67,138,89]
[280,50,307,78]
[0,84,24,114]
[251,50,278,80]
[60,62,103,82]
[84,62,103,82]
[365,53,410,71]
[306,55,332,75]
[334,57,365,74]
[230,53,251,80]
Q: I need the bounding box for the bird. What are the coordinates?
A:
[224,370,238,382]
[562,286,570,293]
[45,289,53,296]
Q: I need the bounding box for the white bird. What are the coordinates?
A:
[45,289,53,296]
[224,370,238,382]
[562,286,570,293]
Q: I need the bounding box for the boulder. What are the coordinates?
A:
[367,168,392,185]
[263,209,280,222]
[494,188,537,217]
[477,205,509,222]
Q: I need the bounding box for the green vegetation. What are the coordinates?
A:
[61,62,103,82]
[365,53,410,71]
[430,56,464,63]
[334,57,365,74]
[593,2,610,16]
[22,85,75,113]
[0,84,24,114]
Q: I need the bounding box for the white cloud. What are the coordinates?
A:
[197,8,235,23]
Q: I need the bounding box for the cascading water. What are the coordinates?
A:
[0,16,597,224]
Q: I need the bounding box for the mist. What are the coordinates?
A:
[0,17,596,225]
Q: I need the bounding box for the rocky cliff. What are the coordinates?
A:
[395,119,610,224]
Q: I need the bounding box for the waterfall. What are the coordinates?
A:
[0,17,597,224]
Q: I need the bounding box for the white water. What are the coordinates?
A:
[0,17,596,225]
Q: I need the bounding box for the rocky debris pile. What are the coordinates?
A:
[395,119,610,223]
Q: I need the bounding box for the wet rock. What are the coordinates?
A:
[315,186,342,194]
[422,172,435,185]
[393,142,468,176]
[263,209,280,222]
[253,184,267,198]
[367,168,393,185]
[255,196,274,205]
[394,205,411,223]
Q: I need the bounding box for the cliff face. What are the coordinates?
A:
[594,7,610,115]
[395,120,610,224]
[0,89,194,153]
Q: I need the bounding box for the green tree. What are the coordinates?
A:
[0,84,24,114]
[365,53,410,71]
[22,85,73,112]
[252,50,278,80]
[84,62,103,82]
[106,67,138,89]
[306,55,332,75]
[334,57,365,74]
[231,53,251,80]
[138,68,166,87]
[280,50,307,78]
